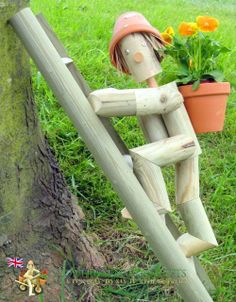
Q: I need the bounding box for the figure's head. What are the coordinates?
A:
[109,12,165,82]
[27,260,35,269]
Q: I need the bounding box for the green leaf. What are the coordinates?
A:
[178,75,193,85]
[220,46,231,53]
[192,80,200,91]
[179,63,189,75]
[204,70,224,82]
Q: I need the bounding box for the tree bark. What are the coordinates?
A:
[0,1,105,301]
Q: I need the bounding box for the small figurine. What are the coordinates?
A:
[23,260,40,296]
[15,260,47,296]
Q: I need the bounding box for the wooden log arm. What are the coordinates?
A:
[89,82,183,117]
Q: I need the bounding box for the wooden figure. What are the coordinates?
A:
[109,11,217,258]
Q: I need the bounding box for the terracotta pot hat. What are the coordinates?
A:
[109,12,164,73]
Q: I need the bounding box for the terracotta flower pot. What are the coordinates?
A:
[178,82,230,133]
[109,12,164,73]
[19,276,24,282]
[19,269,27,282]
[39,278,47,285]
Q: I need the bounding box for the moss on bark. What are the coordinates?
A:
[0,0,35,235]
[0,2,105,301]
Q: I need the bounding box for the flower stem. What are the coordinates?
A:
[198,33,201,77]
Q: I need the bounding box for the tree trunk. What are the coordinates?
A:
[0,1,105,301]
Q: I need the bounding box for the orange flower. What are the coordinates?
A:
[196,16,219,32]
[178,22,198,36]
[161,32,173,44]
[161,26,175,44]
[165,26,175,36]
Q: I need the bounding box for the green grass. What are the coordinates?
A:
[30,0,236,301]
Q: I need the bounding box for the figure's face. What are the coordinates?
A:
[119,33,162,83]
[27,260,34,270]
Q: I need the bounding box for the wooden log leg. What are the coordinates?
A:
[131,157,171,213]
[135,78,171,218]
[163,103,217,253]
[165,214,216,292]
[141,77,215,289]
[162,104,201,155]
[121,154,172,216]
[119,79,172,217]
[138,115,168,142]
[177,198,218,247]
[176,156,199,203]
[130,134,196,167]
[137,113,215,288]
[162,97,217,288]
[121,156,171,217]
[138,76,215,284]
[128,114,171,216]
[11,10,214,301]
[138,79,171,220]
[176,157,218,255]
